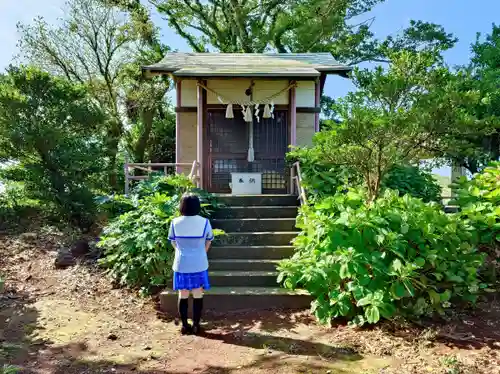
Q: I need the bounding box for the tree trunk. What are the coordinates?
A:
[491,130,500,162]
[133,107,156,163]
[106,123,122,191]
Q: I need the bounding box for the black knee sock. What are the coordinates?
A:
[192,297,203,327]
[178,298,189,327]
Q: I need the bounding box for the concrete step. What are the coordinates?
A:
[209,245,295,260]
[212,218,298,232]
[210,259,279,271]
[214,232,297,247]
[159,287,312,313]
[212,206,298,219]
[209,270,278,287]
[216,194,299,207]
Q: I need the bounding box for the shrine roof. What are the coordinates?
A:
[143,52,351,78]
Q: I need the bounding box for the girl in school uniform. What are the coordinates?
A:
[168,193,214,335]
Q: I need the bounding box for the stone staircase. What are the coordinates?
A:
[159,195,312,313]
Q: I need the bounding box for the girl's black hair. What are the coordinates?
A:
[179,193,201,216]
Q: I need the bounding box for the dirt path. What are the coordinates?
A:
[1,231,500,374]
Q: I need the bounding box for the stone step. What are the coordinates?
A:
[209,245,295,260]
[216,194,299,207]
[159,287,312,314]
[213,232,297,247]
[211,218,298,232]
[212,206,298,219]
[209,270,278,287]
[210,259,279,271]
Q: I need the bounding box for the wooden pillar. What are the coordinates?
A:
[314,78,320,132]
[197,80,204,188]
[290,81,297,145]
[289,80,297,193]
[175,79,181,173]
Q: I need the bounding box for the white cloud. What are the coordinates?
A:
[0,0,65,70]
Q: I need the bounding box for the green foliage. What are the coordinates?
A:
[1,365,21,374]
[302,50,479,201]
[98,193,179,289]
[451,162,500,246]
[278,189,487,325]
[287,146,359,200]
[132,173,194,197]
[17,0,174,189]
[97,173,218,219]
[97,174,221,290]
[148,0,456,65]
[0,66,105,229]
[437,24,500,174]
[0,181,41,227]
[95,194,136,220]
[383,165,442,203]
[289,146,442,203]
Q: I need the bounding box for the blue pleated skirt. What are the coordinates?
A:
[173,270,210,291]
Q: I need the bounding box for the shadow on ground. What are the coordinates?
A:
[0,286,361,374]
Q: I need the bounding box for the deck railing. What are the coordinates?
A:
[124,161,200,194]
[291,161,307,206]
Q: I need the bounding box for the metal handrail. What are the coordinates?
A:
[291,161,307,206]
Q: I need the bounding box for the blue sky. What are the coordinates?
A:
[2,0,497,94]
[1,0,498,177]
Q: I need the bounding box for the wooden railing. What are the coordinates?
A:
[188,161,200,186]
[291,161,307,206]
[124,161,200,194]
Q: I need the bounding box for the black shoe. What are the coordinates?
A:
[180,324,193,335]
[192,324,203,336]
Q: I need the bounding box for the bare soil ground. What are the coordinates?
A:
[1,228,500,374]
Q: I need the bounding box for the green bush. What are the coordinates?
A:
[95,194,137,220]
[287,146,361,199]
[97,174,221,291]
[1,365,21,374]
[98,193,179,290]
[278,189,487,326]
[383,165,442,203]
[289,149,441,203]
[451,162,500,258]
[96,174,218,220]
[0,181,41,227]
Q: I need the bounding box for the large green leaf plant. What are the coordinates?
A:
[278,189,487,325]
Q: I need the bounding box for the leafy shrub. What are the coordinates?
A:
[451,162,500,246]
[1,365,20,374]
[452,162,500,206]
[97,174,218,220]
[0,181,41,228]
[132,173,194,197]
[95,194,137,220]
[278,189,487,325]
[287,146,361,199]
[289,146,442,204]
[98,193,178,290]
[383,165,442,203]
[451,163,500,283]
[97,174,221,291]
